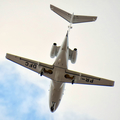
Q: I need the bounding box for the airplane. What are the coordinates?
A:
[6,4,114,112]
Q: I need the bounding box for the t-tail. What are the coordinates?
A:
[50,4,97,32]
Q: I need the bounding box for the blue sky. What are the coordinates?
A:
[0,0,120,120]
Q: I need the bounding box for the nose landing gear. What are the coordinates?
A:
[50,102,56,112]
[51,106,54,112]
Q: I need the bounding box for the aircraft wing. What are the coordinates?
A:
[6,53,54,79]
[61,69,114,86]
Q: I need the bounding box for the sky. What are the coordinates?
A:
[0,0,120,120]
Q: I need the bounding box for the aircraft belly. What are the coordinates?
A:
[52,34,69,79]
[53,49,68,68]
[49,81,65,111]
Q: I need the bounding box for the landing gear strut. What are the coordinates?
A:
[40,71,44,76]
[40,68,53,76]
[50,102,56,112]
[40,68,45,76]
[72,80,74,84]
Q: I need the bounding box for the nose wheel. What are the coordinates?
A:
[50,102,56,112]
[51,106,54,112]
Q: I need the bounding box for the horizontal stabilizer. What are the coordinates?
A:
[73,15,97,24]
[50,4,97,24]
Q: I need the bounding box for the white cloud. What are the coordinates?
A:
[0,61,52,120]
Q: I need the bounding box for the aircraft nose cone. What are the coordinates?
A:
[50,106,55,112]
[50,102,56,112]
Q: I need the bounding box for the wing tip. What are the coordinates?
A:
[6,53,9,59]
[112,81,115,86]
[93,16,97,21]
[50,4,54,10]
[106,80,115,87]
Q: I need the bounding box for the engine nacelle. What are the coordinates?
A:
[50,43,57,58]
[71,48,77,64]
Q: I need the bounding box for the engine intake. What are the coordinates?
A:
[50,43,60,58]
[50,43,57,58]
[71,48,77,64]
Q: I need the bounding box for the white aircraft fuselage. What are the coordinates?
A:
[49,33,69,112]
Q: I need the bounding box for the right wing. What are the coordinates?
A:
[50,4,97,24]
[59,69,114,86]
[6,53,54,79]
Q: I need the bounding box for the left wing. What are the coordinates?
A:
[6,53,54,79]
[59,69,114,86]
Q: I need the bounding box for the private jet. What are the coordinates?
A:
[6,5,114,112]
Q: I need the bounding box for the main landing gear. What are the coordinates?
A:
[64,74,75,84]
[72,80,74,84]
[40,68,53,76]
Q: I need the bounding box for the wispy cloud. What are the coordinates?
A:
[0,61,98,120]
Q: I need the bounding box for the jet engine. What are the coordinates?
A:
[50,43,57,58]
[71,48,77,64]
